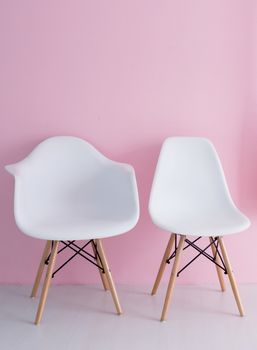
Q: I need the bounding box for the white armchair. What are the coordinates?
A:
[6,136,139,324]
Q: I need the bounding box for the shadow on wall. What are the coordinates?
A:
[104,141,168,284]
[239,113,257,213]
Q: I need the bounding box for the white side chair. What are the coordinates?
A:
[149,137,250,321]
[6,136,139,324]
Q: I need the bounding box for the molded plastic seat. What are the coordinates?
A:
[6,136,139,240]
[149,137,250,236]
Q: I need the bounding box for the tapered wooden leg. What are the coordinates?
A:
[218,237,244,316]
[91,240,109,291]
[209,237,226,292]
[31,241,52,298]
[96,239,122,315]
[161,235,186,322]
[35,241,59,325]
[151,234,175,295]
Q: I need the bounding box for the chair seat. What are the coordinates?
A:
[149,137,251,237]
[21,215,137,241]
[6,136,139,242]
[152,207,250,237]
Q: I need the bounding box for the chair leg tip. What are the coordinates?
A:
[160,314,167,322]
[35,314,42,325]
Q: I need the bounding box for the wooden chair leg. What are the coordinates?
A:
[95,239,122,315]
[91,240,109,291]
[218,237,244,316]
[151,234,175,295]
[161,235,186,322]
[209,237,226,292]
[31,240,52,298]
[35,241,59,325]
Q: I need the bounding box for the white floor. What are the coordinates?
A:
[0,284,256,350]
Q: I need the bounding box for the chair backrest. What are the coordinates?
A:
[6,136,139,232]
[149,137,235,221]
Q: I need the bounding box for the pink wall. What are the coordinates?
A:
[1,0,256,284]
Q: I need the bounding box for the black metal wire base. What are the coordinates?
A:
[166,235,227,277]
[45,240,106,278]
